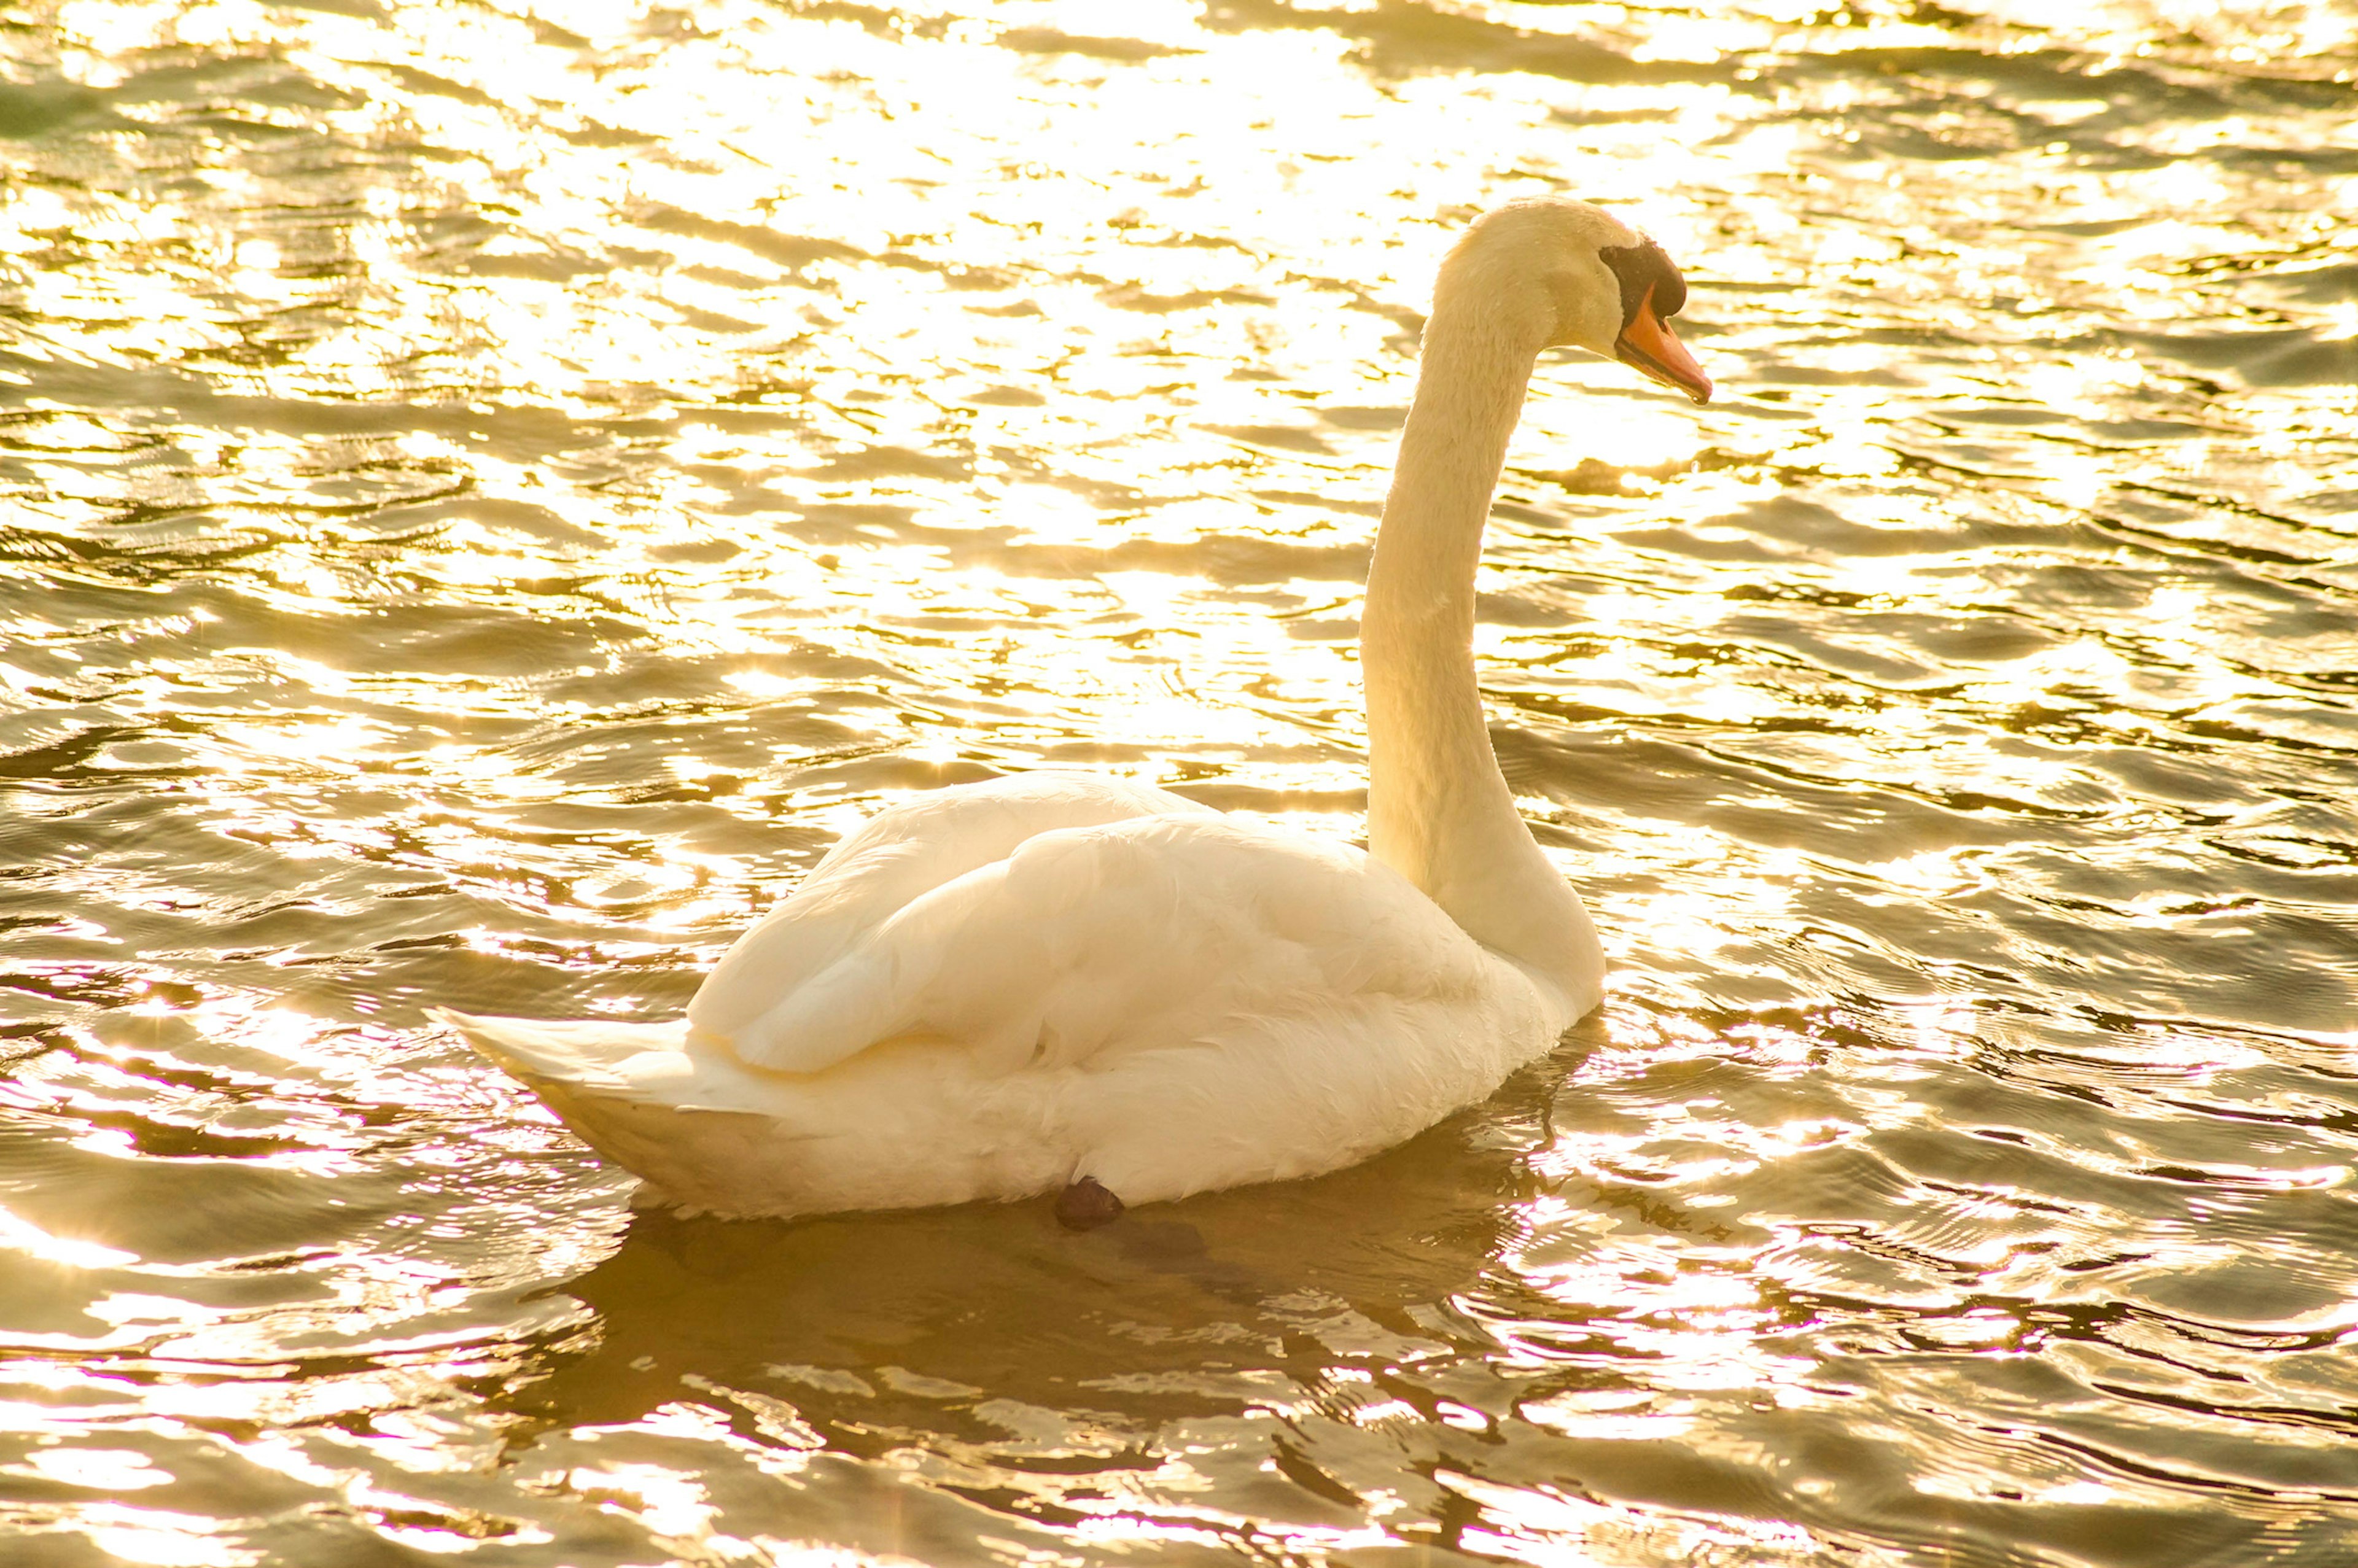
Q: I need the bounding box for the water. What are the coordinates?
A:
[2,0,2355,1562]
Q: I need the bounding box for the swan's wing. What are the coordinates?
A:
[804,770,1208,880]
[688,770,1208,1040]
[713,813,1501,1077]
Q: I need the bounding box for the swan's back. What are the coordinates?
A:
[693,797,1537,1085]
[688,771,1210,1048]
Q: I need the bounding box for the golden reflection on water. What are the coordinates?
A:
[4,0,2358,1561]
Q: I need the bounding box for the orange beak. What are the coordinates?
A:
[1614,287,1712,405]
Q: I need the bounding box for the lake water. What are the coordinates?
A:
[3,1,2356,1564]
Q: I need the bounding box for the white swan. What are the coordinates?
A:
[440,196,1711,1224]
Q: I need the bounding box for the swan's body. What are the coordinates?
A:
[443,196,1710,1220]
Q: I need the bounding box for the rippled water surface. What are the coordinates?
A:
[4,0,2357,1562]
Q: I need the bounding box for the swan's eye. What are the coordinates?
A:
[1649,244,1687,319]
[1600,235,1686,325]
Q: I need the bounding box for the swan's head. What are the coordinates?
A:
[1435,196,1712,405]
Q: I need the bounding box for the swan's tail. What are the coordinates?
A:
[435,1008,800,1214]
[432,1007,685,1095]
[435,1009,1043,1221]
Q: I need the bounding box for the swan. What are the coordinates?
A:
[440,196,1711,1225]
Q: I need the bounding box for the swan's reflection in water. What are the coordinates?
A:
[506,1052,1573,1559]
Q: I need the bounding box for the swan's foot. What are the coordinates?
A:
[1055,1176,1125,1230]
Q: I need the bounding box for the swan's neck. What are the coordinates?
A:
[1361,309,1600,1016]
